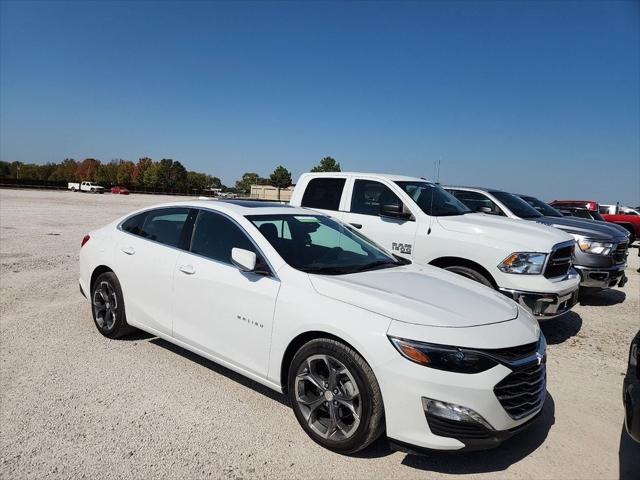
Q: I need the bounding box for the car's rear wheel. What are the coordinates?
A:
[91,272,134,338]
[288,338,384,454]
[443,265,493,288]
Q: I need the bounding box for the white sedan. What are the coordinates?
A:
[79,199,546,454]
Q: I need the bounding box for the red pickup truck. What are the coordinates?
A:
[550,200,639,244]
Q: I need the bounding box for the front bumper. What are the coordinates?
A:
[574,265,627,289]
[499,286,579,319]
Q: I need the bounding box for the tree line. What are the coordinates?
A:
[0,155,341,194]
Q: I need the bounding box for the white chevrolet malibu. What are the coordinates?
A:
[79,200,547,454]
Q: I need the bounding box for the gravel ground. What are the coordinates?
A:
[1,188,639,480]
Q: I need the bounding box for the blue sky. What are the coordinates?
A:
[1,0,638,204]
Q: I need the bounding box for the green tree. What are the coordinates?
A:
[187,171,209,191]
[235,172,262,195]
[169,160,188,191]
[49,159,78,181]
[0,161,10,178]
[143,162,161,188]
[269,165,292,200]
[311,156,341,172]
[116,160,135,185]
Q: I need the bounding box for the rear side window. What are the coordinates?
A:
[350,180,401,216]
[139,208,190,247]
[121,212,148,236]
[301,178,346,211]
[190,210,255,264]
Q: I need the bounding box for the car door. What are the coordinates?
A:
[342,179,418,258]
[172,209,280,377]
[116,207,191,336]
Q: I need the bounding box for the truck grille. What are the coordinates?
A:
[613,242,628,265]
[494,363,546,420]
[544,244,573,279]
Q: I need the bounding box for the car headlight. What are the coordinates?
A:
[572,235,613,255]
[388,337,498,373]
[498,252,546,274]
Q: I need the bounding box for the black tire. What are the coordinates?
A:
[287,338,384,454]
[90,272,134,338]
[443,265,494,288]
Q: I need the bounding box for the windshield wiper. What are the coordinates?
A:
[299,266,353,275]
[352,260,400,273]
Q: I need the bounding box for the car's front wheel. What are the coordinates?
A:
[91,272,134,338]
[288,338,384,454]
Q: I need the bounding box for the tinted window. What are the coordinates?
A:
[121,212,148,236]
[190,210,255,264]
[397,182,470,216]
[351,180,402,216]
[446,189,501,215]
[518,195,562,217]
[139,208,189,247]
[301,178,346,211]
[489,191,542,219]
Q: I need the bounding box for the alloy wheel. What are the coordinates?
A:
[93,281,118,330]
[294,354,362,441]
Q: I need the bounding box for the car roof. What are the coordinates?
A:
[301,171,427,182]
[139,198,314,217]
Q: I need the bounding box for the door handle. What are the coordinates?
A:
[350,223,363,229]
[121,246,135,255]
[178,264,196,275]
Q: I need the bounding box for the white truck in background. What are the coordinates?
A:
[68,181,105,193]
[290,172,581,319]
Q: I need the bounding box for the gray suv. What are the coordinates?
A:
[445,186,629,290]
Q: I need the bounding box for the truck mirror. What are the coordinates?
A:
[380,202,412,220]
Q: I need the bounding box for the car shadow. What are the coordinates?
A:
[540,312,582,345]
[619,422,640,479]
[579,289,626,307]
[120,330,155,341]
[148,337,289,407]
[395,394,556,473]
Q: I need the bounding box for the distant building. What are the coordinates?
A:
[250,184,295,201]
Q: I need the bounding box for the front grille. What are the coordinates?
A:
[494,363,546,420]
[426,415,490,439]
[481,342,538,361]
[544,245,573,279]
[613,242,628,265]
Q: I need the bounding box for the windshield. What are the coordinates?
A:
[395,181,471,216]
[518,195,563,217]
[247,214,402,275]
[490,191,542,219]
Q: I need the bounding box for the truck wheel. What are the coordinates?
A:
[288,338,385,454]
[91,272,134,338]
[444,265,493,288]
[71,187,76,192]
[90,188,95,193]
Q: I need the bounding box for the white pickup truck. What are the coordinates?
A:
[290,172,580,319]
[68,181,105,193]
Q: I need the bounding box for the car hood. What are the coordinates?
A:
[532,216,628,242]
[308,263,519,328]
[436,213,573,251]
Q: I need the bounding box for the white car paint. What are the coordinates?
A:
[79,200,545,452]
[290,172,580,318]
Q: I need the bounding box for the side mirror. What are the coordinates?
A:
[477,206,493,214]
[231,248,257,272]
[380,202,412,220]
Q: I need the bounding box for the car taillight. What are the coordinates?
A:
[586,202,596,211]
[81,235,90,248]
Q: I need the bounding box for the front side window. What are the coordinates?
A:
[396,182,470,216]
[137,208,189,247]
[247,214,401,275]
[190,210,255,264]
[300,178,346,211]
[350,180,403,216]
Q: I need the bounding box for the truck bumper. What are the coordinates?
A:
[574,265,627,289]
[499,285,579,319]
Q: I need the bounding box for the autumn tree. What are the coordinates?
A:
[76,158,101,181]
[132,157,153,186]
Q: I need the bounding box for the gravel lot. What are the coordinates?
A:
[1,188,639,479]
